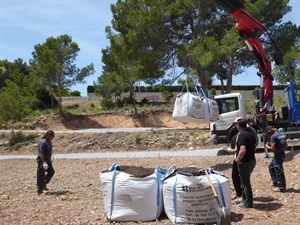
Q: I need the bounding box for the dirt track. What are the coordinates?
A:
[1,112,300,224]
[1,151,300,225]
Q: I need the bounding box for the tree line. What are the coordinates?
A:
[0,0,299,129]
[0,34,94,131]
[94,0,300,98]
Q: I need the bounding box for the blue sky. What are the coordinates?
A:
[0,0,299,96]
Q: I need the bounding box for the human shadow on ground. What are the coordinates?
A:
[45,190,73,196]
[253,202,283,211]
[217,149,230,156]
[254,196,276,202]
[252,196,283,211]
[209,162,232,173]
[285,187,300,193]
[284,149,300,162]
[230,212,244,223]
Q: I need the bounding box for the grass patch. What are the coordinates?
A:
[8,131,38,147]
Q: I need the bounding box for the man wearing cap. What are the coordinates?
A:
[265,126,287,192]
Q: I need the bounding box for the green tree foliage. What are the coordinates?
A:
[0,59,42,110]
[0,80,32,132]
[98,0,298,95]
[87,85,95,93]
[214,28,244,94]
[0,59,61,111]
[70,90,81,96]
[196,0,297,93]
[177,77,196,91]
[0,59,32,90]
[31,89,58,110]
[272,29,300,85]
[0,60,11,88]
[99,0,221,92]
[31,34,95,114]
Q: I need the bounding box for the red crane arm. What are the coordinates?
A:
[232,8,274,113]
[214,0,275,113]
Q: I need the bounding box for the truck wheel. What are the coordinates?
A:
[212,139,219,145]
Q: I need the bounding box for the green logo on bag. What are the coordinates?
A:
[182,185,189,192]
[181,184,205,192]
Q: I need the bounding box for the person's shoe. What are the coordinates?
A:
[42,186,49,191]
[239,203,253,208]
[270,182,278,187]
[233,197,243,204]
[272,187,285,192]
[37,189,43,195]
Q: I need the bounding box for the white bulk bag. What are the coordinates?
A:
[202,97,219,122]
[172,89,219,124]
[172,92,205,124]
[100,166,164,222]
[163,171,231,224]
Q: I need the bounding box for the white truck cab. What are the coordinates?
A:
[210,92,246,145]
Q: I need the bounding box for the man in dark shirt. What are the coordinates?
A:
[265,126,287,192]
[36,130,55,195]
[225,131,243,204]
[235,118,256,208]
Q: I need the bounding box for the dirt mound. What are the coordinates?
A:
[33,111,208,130]
[1,111,300,225]
[0,111,211,154]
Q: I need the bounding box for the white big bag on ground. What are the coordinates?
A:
[100,164,164,222]
[163,168,231,224]
[172,87,219,124]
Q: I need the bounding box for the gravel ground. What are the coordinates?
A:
[1,149,300,225]
[1,112,300,225]
[0,148,223,160]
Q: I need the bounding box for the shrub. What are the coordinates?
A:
[162,90,174,101]
[70,90,81,96]
[8,131,37,147]
[32,88,58,110]
[101,98,115,110]
[115,99,125,108]
[9,131,25,146]
[210,88,216,96]
[87,85,94,93]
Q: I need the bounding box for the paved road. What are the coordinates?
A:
[0,127,182,134]
[1,128,297,160]
[0,148,229,160]
[0,127,221,160]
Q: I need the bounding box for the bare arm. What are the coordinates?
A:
[40,153,46,162]
[225,148,236,155]
[266,142,275,152]
[236,145,246,163]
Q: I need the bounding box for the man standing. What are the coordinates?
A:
[235,118,257,208]
[36,130,55,195]
[265,126,287,192]
[225,132,243,204]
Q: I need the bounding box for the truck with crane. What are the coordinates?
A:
[210,0,300,152]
